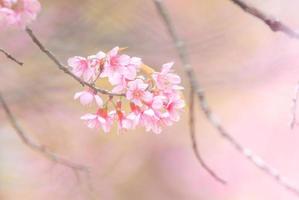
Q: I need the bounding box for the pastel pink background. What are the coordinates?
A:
[1,0,299,199]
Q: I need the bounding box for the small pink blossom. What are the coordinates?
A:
[68,56,99,83]
[126,79,148,106]
[114,110,134,131]
[0,0,41,28]
[111,75,128,94]
[152,62,182,91]
[126,103,142,128]
[123,57,142,80]
[101,47,131,84]
[165,94,185,121]
[74,89,103,106]
[81,108,113,133]
[140,109,162,134]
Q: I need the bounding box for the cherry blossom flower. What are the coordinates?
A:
[152,62,182,91]
[68,55,102,83]
[112,110,134,131]
[165,93,185,122]
[74,88,103,106]
[126,79,149,106]
[123,57,142,80]
[140,109,163,134]
[81,108,114,133]
[101,47,131,84]
[0,0,41,28]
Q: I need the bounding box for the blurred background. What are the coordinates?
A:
[1,0,299,199]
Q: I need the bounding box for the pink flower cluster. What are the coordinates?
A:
[69,47,185,134]
[0,0,41,28]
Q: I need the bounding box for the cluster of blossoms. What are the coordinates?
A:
[0,0,41,28]
[69,47,185,134]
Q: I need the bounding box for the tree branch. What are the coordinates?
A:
[230,0,299,39]
[229,0,299,130]
[290,82,299,129]
[0,92,88,173]
[189,87,226,184]
[25,27,124,97]
[154,0,299,196]
[0,48,23,66]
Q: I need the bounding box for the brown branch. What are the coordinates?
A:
[0,48,23,66]
[154,0,299,196]
[0,92,88,173]
[25,27,124,97]
[230,0,299,39]
[189,87,226,184]
[290,82,299,129]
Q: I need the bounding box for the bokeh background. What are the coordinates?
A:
[1,0,299,199]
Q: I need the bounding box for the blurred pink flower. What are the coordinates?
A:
[114,110,134,131]
[68,56,99,83]
[165,94,185,122]
[74,89,103,106]
[0,0,41,28]
[81,108,114,133]
[140,109,162,134]
[101,47,131,84]
[126,79,148,106]
[152,62,182,91]
[123,56,142,80]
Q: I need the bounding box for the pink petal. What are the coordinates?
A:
[80,114,97,120]
[68,56,84,67]
[112,85,125,93]
[130,57,142,66]
[118,55,130,66]
[80,92,94,105]
[74,91,83,100]
[96,51,106,59]
[167,73,181,84]
[161,62,174,74]
[108,47,119,57]
[126,90,134,100]
[94,95,103,107]
[87,120,98,129]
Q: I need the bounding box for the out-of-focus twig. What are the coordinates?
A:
[154,0,299,196]
[0,92,88,173]
[290,82,299,129]
[0,48,23,66]
[229,0,299,131]
[189,88,226,184]
[25,27,124,97]
[230,0,299,39]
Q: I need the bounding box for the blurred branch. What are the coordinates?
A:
[189,88,226,184]
[154,0,299,196]
[25,27,124,97]
[229,1,299,129]
[0,92,88,174]
[290,82,299,129]
[0,48,23,66]
[230,0,299,39]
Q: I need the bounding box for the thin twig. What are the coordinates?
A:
[230,0,299,39]
[229,0,299,130]
[189,87,226,184]
[0,92,88,173]
[290,82,299,129]
[25,27,124,97]
[154,0,299,196]
[0,48,23,66]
